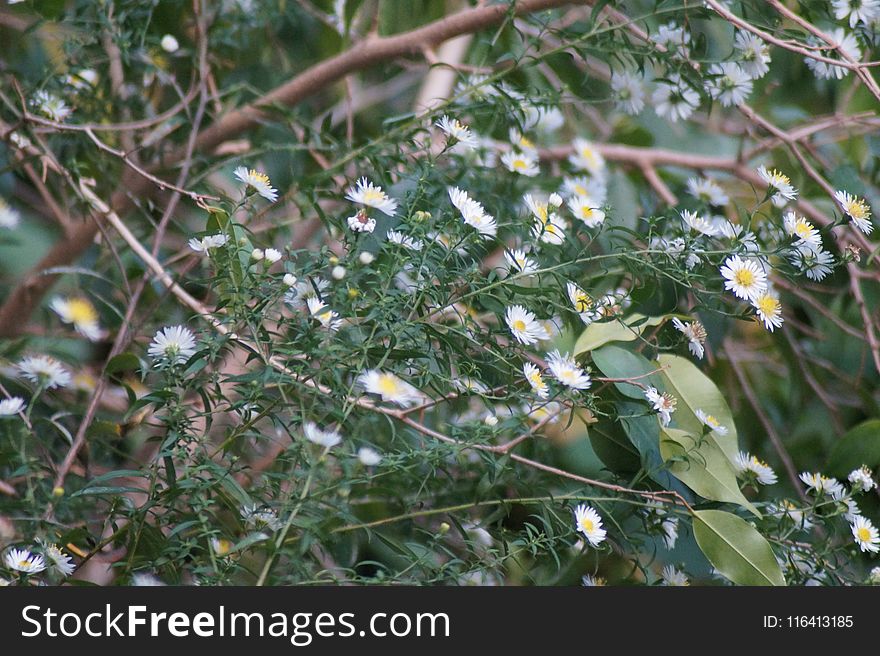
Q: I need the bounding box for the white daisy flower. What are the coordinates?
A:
[832,0,880,27]
[695,408,729,435]
[546,350,591,390]
[720,254,768,301]
[18,355,71,389]
[304,421,342,449]
[680,209,719,237]
[284,278,330,309]
[752,290,784,332]
[210,538,234,557]
[4,547,46,574]
[529,106,565,134]
[652,74,700,122]
[346,209,377,233]
[346,177,397,216]
[734,452,778,485]
[834,189,873,234]
[799,471,845,497]
[240,504,283,531]
[686,177,729,206]
[358,369,422,407]
[660,565,689,586]
[39,542,75,577]
[9,131,31,150]
[32,90,72,122]
[148,325,197,365]
[566,281,599,325]
[453,377,489,395]
[505,305,549,345]
[233,166,279,202]
[0,397,25,417]
[160,34,180,53]
[357,446,382,466]
[530,213,567,245]
[771,500,812,531]
[734,31,771,79]
[262,248,282,264]
[788,243,834,281]
[870,567,880,584]
[562,176,607,205]
[523,362,549,398]
[757,165,798,204]
[581,574,607,586]
[306,296,342,331]
[706,62,753,107]
[644,387,676,426]
[851,515,880,553]
[448,187,497,238]
[573,504,606,547]
[538,316,562,342]
[783,211,821,248]
[331,265,345,280]
[501,150,540,176]
[671,317,707,359]
[848,466,876,492]
[435,115,478,150]
[610,70,646,115]
[805,28,861,80]
[504,249,539,276]
[0,197,20,229]
[567,195,606,228]
[568,138,607,177]
[653,21,691,56]
[358,252,375,265]
[131,573,166,586]
[50,296,104,341]
[385,230,423,251]
[250,248,265,262]
[188,233,229,253]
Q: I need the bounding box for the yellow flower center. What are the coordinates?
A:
[574,184,588,196]
[794,221,813,238]
[363,189,385,203]
[249,170,270,185]
[734,268,755,287]
[513,158,528,170]
[520,135,535,150]
[705,414,720,428]
[580,148,599,169]
[513,319,527,332]
[215,539,233,556]
[528,372,546,389]
[580,517,594,532]
[756,295,779,315]
[66,298,98,326]
[846,199,869,220]
[858,527,872,542]
[574,293,591,313]
[769,170,790,186]
[377,375,401,396]
[580,207,594,219]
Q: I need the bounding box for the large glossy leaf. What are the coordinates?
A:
[826,419,880,476]
[591,345,664,399]
[574,314,665,356]
[618,402,692,498]
[660,427,759,516]
[694,510,785,586]
[657,354,738,462]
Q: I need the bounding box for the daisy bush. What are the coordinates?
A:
[0,0,879,587]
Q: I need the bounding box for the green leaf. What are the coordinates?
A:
[827,419,880,477]
[574,314,665,356]
[105,352,140,375]
[657,354,738,462]
[693,510,785,586]
[660,428,759,516]
[588,421,641,474]
[591,345,663,399]
[618,402,692,498]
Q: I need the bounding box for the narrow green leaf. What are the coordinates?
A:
[693,509,785,586]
